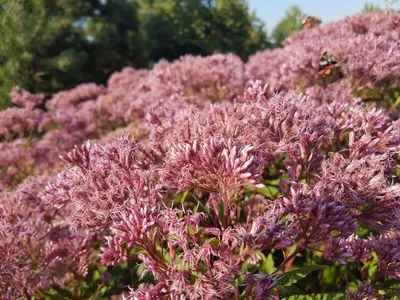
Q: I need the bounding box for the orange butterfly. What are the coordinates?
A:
[301,15,322,29]
[317,52,344,85]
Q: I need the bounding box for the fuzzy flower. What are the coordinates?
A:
[47,83,107,110]
[163,138,264,206]
[42,137,159,229]
[315,153,390,206]
[1,12,400,298]
[246,272,278,300]
[247,210,294,250]
[0,105,50,140]
[371,235,400,279]
[346,283,376,300]
[0,179,93,297]
[284,189,357,243]
[345,234,373,262]
[247,11,400,91]
[100,205,161,266]
[9,86,45,108]
[323,237,353,264]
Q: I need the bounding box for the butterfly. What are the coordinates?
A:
[317,52,344,85]
[301,15,322,29]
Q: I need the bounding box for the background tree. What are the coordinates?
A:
[363,2,381,12]
[0,0,143,108]
[271,5,303,47]
[137,0,269,64]
[210,0,270,59]
[0,0,270,108]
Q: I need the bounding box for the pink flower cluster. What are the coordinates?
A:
[1,11,400,299]
[0,179,93,297]
[247,10,400,91]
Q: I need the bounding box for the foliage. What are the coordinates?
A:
[1,10,400,300]
[0,0,143,109]
[0,0,269,108]
[138,0,269,64]
[271,5,303,47]
[363,1,381,12]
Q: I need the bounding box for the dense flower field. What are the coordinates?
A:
[1,11,400,299]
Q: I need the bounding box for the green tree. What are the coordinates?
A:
[211,0,270,59]
[0,0,269,108]
[271,5,303,47]
[0,0,142,108]
[363,2,381,12]
[137,0,270,64]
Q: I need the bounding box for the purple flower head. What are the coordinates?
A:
[0,179,94,296]
[9,86,44,108]
[346,283,376,300]
[42,137,160,229]
[100,204,161,266]
[247,207,294,250]
[1,11,400,298]
[371,235,400,279]
[247,11,400,91]
[246,272,278,300]
[345,234,373,262]
[163,138,264,206]
[0,104,50,141]
[47,83,106,110]
[316,153,389,206]
[323,237,353,264]
[284,189,357,243]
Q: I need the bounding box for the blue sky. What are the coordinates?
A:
[248,0,400,32]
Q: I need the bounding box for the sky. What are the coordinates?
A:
[248,0,400,32]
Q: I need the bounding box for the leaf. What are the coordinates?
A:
[282,292,346,300]
[279,284,303,297]
[180,190,189,204]
[259,252,275,274]
[41,293,70,300]
[279,265,328,287]
[39,286,73,300]
[367,252,378,278]
[322,264,345,286]
[246,184,279,198]
[375,278,400,289]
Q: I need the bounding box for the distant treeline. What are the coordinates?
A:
[0,0,389,108]
[0,0,272,108]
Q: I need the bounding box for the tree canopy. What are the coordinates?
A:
[363,2,381,12]
[271,5,303,47]
[0,0,269,108]
[0,0,145,108]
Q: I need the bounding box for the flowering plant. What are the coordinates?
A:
[1,11,400,300]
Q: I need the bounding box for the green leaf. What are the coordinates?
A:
[347,281,360,293]
[375,278,400,289]
[246,184,279,198]
[322,264,346,286]
[282,293,346,300]
[180,190,189,205]
[279,265,328,287]
[259,252,275,274]
[39,286,73,300]
[279,284,303,297]
[40,293,70,300]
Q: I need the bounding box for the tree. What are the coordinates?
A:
[0,0,141,108]
[271,5,303,47]
[0,0,270,108]
[363,2,381,12]
[137,0,270,64]
[211,0,270,60]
